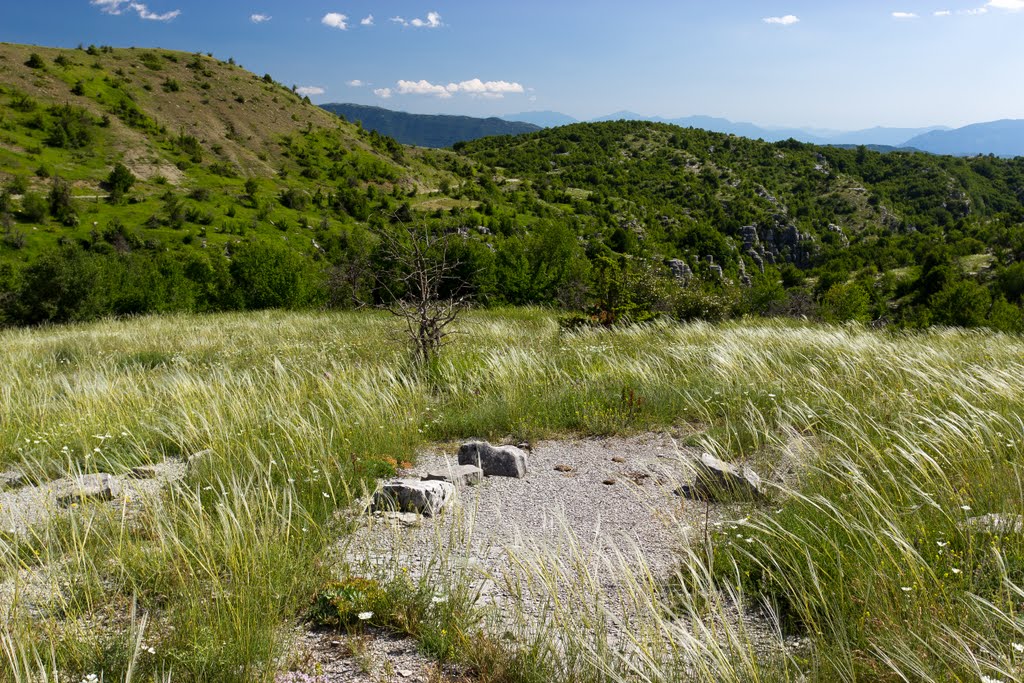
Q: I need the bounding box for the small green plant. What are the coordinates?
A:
[308,577,385,627]
[25,52,45,69]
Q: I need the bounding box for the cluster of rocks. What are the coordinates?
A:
[668,258,693,283]
[370,441,527,518]
[739,223,815,269]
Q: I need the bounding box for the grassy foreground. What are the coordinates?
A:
[1,309,1024,682]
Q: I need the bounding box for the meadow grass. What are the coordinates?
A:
[1,309,1023,681]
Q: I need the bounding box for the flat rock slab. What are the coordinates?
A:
[56,473,122,507]
[685,453,763,502]
[373,479,455,517]
[458,441,527,478]
[423,464,483,487]
[965,513,1024,535]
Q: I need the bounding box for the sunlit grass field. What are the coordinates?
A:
[2,309,1024,682]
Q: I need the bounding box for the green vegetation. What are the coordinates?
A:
[1,44,1023,331]
[2,311,1024,683]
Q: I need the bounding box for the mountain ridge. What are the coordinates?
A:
[320,102,540,148]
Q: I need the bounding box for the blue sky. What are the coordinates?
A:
[3,1,1023,129]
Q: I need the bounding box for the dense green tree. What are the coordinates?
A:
[105,163,136,202]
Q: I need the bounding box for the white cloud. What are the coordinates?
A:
[361,14,374,25]
[452,78,524,96]
[934,9,952,15]
[397,79,453,97]
[891,11,919,18]
[392,78,524,99]
[250,13,271,23]
[763,14,800,25]
[347,79,365,87]
[961,6,988,12]
[91,0,180,21]
[296,86,325,96]
[374,88,393,99]
[390,11,442,28]
[411,11,442,27]
[321,12,348,30]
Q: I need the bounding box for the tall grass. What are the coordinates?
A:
[2,310,1023,681]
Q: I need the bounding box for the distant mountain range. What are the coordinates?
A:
[502,111,1024,157]
[505,110,950,148]
[320,103,1024,157]
[320,103,539,148]
[902,120,1024,157]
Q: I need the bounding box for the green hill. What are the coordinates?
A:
[2,43,1024,330]
[321,102,541,148]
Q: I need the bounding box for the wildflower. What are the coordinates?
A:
[1013,642,1024,653]
[901,586,912,592]
[323,492,330,498]
[951,568,962,574]
[431,596,447,604]
[936,541,948,547]
[981,675,1004,683]
[357,611,373,620]
[961,505,972,511]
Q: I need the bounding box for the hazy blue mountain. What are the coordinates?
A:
[320,103,540,148]
[502,111,579,127]
[902,120,1024,157]
[825,126,949,146]
[587,113,946,147]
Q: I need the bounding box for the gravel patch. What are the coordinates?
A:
[282,626,470,683]
[312,433,780,679]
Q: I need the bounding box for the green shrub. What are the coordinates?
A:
[20,191,48,222]
[308,577,385,627]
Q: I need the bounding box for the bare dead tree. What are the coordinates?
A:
[373,216,468,365]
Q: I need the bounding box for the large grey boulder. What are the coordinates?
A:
[424,464,483,487]
[57,473,122,507]
[372,479,454,517]
[683,453,763,502]
[457,441,527,479]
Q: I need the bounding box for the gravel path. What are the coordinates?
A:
[300,433,761,681]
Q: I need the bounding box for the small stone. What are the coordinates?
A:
[611,457,626,463]
[128,465,160,480]
[603,479,616,486]
[372,479,454,517]
[423,464,483,487]
[375,510,423,527]
[457,441,527,478]
[398,670,413,678]
[554,464,574,472]
[57,473,122,507]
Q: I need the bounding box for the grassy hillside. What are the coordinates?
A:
[3,310,1024,683]
[1,43,1024,331]
[0,43,458,258]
